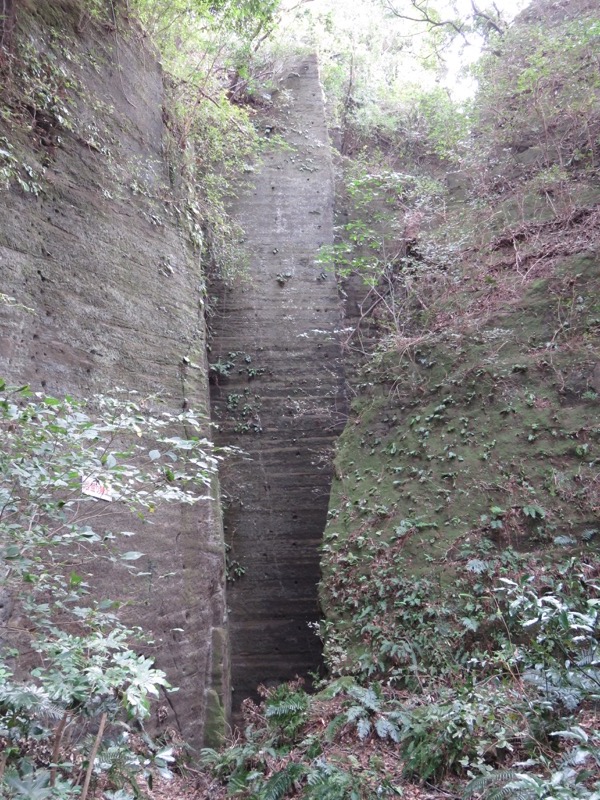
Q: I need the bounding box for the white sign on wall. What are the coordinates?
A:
[81,477,113,501]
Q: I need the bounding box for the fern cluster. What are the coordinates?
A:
[203,565,599,799]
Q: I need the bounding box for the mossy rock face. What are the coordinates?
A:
[323,2,600,693]
[321,247,600,683]
[203,689,227,748]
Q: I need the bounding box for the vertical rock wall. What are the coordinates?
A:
[210,56,345,712]
[0,4,228,746]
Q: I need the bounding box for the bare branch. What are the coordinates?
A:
[384,0,469,42]
[470,0,505,37]
[80,712,107,800]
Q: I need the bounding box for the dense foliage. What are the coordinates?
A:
[200,565,599,797]
[0,383,220,798]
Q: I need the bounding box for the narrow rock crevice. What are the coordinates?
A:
[209,55,346,714]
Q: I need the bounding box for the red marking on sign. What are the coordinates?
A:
[82,477,113,501]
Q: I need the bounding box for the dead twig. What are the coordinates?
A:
[50,711,71,787]
[80,711,107,800]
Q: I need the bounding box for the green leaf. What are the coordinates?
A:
[466,559,488,575]
[121,551,144,561]
[553,535,576,546]
[69,571,83,587]
[356,717,372,740]
[522,504,546,519]
[258,763,305,800]
[5,771,53,799]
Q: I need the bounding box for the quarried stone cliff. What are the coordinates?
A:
[209,55,345,713]
[0,1,228,746]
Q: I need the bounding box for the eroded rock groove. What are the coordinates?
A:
[209,55,345,711]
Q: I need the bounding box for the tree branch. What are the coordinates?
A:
[470,0,505,37]
[50,712,71,787]
[384,0,468,42]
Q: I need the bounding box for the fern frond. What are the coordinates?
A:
[347,685,380,712]
[345,705,364,724]
[325,713,346,743]
[0,682,64,721]
[315,676,358,700]
[265,697,307,718]
[227,768,251,793]
[357,717,372,740]
[258,762,306,800]
[463,769,519,798]
[199,747,220,766]
[577,647,600,667]
[96,743,138,773]
[199,744,253,780]
[304,761,354,799]
[375,715,401,743]
[487,785,530,800]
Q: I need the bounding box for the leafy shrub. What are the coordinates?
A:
[0,381,220,798]
[397,684,520,781]
[264,684,309,741]
[304,759,361,800]
[465,726,600,799]
[472,14,600,186]
[496,570,600,712]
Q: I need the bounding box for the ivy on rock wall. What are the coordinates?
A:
[0,0,280,282]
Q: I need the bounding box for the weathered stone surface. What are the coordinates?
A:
[209,55,345,714]
[0,5,228,746]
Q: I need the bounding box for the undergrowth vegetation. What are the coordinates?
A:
[0,382,221,798]
[199,563,599,796]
